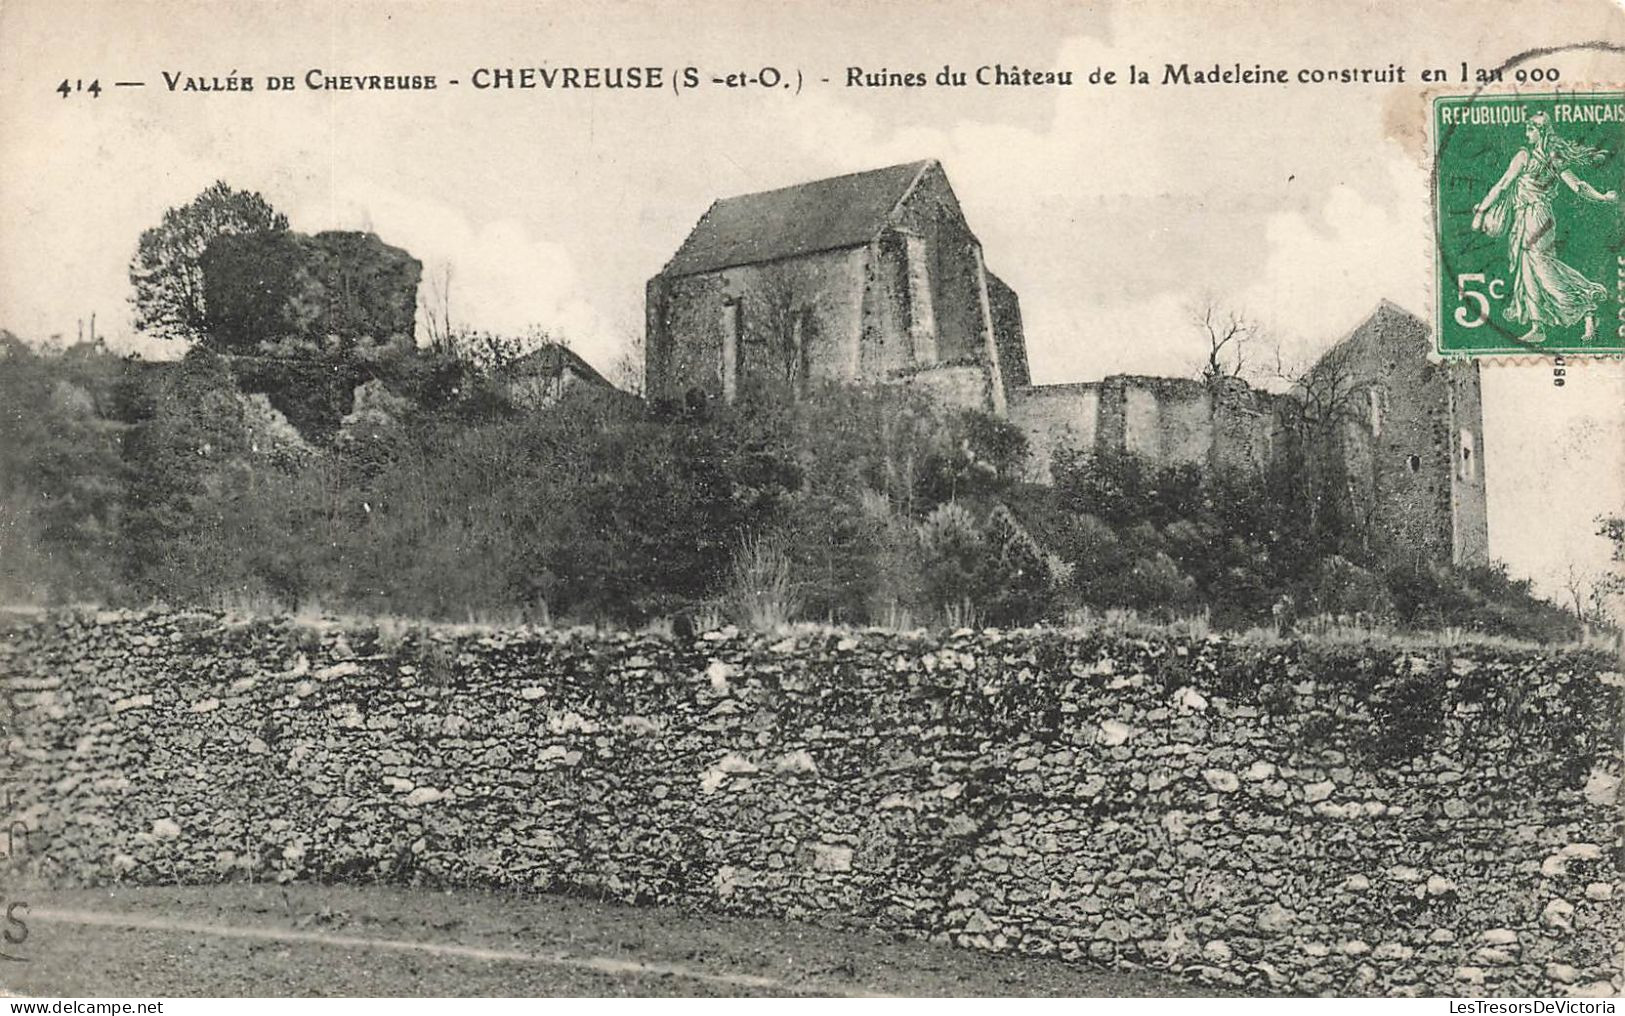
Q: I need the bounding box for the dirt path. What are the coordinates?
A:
[3,883,1213,997]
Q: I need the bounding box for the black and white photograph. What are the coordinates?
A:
[0,0,1621,1002]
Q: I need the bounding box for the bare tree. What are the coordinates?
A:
[1561,562,1598,625]
[419,260,456,355]
[1276,344,1370,432]
[610,329,645,397]
[1191,296,1264,381]
[1269,340,1378,558]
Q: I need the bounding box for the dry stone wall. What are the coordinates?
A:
[3,610,1620,997]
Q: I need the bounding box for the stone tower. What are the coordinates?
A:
[1306,301,1489,568]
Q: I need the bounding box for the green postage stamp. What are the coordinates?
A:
[1434,91,1624,357]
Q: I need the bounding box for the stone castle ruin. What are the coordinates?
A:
[203,229,423,351]
[646,160,1489,569]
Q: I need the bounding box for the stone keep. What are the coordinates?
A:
[1307,301,1489,568]
[645,160,1027,412]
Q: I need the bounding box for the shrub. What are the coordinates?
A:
[1384,561,1579,643]
[1120,552,1198,614]
[978,506,1060,626]
[0,340,130,603]
[726,532,800,631]
[865,511,930,627]
[780,489,889,624]
[915,410,1030,508]
[919,502,986,624]
[1052,447,1150,526]
[1054,512,1124,578]
[2,337,1588,638]
[1308,554,1396,623]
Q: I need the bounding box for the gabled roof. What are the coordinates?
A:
[1314,299,1428,366]
[508,342,612,389]
[660,160,934,278]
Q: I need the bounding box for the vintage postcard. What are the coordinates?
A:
[1,0,1622,1003]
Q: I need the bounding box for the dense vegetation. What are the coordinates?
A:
[0,334,1590,642]
[0,180,1598,640]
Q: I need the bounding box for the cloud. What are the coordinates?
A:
[1237,157,1431,366]
[305,183,619,367]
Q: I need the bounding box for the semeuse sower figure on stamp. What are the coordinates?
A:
[1470,110,1617,344]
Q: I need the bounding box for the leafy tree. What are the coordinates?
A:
[1598,514,1625,560]
[129,181,289,343]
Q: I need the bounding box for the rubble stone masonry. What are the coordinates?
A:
[2,610,1619,996]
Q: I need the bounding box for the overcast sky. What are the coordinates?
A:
[2,0,1622,600]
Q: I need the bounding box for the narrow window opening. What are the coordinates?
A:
[792,306,812,393]
[719,299,740,403]
[904,233,936,365]
[1406,454,1421,473]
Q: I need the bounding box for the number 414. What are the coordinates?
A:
[57,78,102,98]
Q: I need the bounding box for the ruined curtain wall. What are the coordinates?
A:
[3,611,1620,996]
